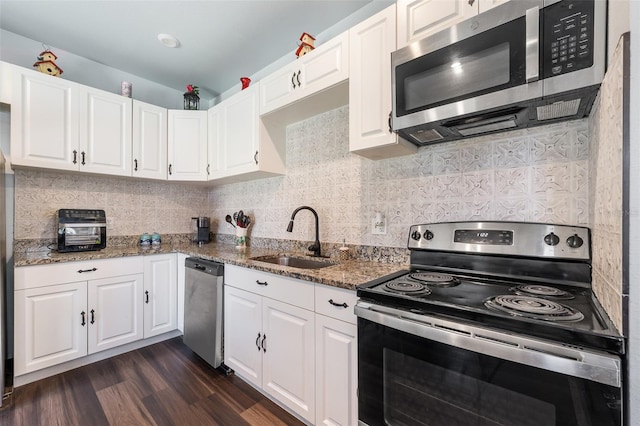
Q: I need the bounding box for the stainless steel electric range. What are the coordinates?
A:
[356,221,624,426]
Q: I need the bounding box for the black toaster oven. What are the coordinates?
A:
[57,209,107,252]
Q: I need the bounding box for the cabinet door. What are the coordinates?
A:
[479,0,510,13]
[349,5,417,160]
[224,286,263,388]
[14,282,88,375]
[10,67,80,171]
[262,297,315,423]
[298,31,349,97]
[79,88,132,176]
[259,63,299,115]
[207,103,224,179]
[133,100,168,180]
[176,253,189,333]
[315,315,358,426]
[222,84,260,175]
[397,0,478,48]
[143,254,177,338]
[87,274,144,354]
[167,110,208,181]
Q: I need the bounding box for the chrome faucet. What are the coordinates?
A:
[286,206,322,257]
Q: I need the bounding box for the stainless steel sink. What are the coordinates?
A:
[251,255,335,269]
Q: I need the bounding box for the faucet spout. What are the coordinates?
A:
[286,205,322,257]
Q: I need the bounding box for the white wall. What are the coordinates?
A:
[0,30,185,109]
[627,0,639,424]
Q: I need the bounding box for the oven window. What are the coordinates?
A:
[64,226,103,246]
[384,348,554,425]
[358,318,621,426]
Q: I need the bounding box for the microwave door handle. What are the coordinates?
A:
[525,6,539,82]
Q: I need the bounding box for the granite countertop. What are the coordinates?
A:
[14,242,407,291]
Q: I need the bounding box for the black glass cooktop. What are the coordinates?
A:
[357,268,624,355]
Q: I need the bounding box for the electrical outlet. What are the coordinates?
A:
[372,217,387,235]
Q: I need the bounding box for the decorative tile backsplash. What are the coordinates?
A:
[210,110,590,248]
[14,111,591,252]
[588,35,626,334]
[13,171,212,240]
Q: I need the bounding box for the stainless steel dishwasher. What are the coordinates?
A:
[184,257,224,368]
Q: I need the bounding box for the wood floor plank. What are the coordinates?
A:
[3,337,304,426]
[141,386,213,426]
[96,380,157,425]
[60,367,110,426]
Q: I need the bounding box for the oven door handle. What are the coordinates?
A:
[355,302,621,388]
[61,222,107,228]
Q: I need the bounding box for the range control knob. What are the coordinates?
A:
[544,232,560,246]
[566,234,584,248]
[411,230,421,241]
[424,230,434,240]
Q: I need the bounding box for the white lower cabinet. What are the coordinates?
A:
[224,265,316,423]
[14,255,178,378]
[224,264,358,425]
[315,284,359,426]
[143,254,178,338]
[87,274,144,354]
[15,281,88,374]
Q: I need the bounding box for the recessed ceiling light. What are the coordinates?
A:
[157,33,180,48]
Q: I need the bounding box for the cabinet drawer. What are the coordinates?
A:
[224,264,314,311]
[15,256,144,290]
[315,284,358,325]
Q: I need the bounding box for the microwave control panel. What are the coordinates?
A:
[542,0,594,78]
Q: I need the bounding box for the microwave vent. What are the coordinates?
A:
[409,128,444,144]
[537,99,581,121]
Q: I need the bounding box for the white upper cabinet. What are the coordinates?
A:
[133,100,168,180]
[11,66,81,171]
[221,83,261,175]
[259,31,348,115]
[10,65,134,176]
[79,87,132,176]
[208,82,285,183]
[167,109,208,181]
[397,0,510,48]
[349,4,417,160]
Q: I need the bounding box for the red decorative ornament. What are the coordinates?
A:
[240,77,251,90]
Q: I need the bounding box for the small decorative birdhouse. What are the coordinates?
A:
[183,84,200,110]
[299,32,316,47]
[33,50,63,76]
[295,43,314,58]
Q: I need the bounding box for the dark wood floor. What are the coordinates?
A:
[0,337,305,425]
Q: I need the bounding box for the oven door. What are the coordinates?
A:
[356,302,622,426]
[58,223,107,252]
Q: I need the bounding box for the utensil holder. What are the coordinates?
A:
[235,227,248,250]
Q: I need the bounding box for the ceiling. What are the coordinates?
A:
[0,0,383,100]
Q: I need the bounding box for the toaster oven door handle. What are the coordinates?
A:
[525,6,539,82]
[62,223,107,228]
[355,301,621,388]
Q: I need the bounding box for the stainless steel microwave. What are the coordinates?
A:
[391,0,606,146]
